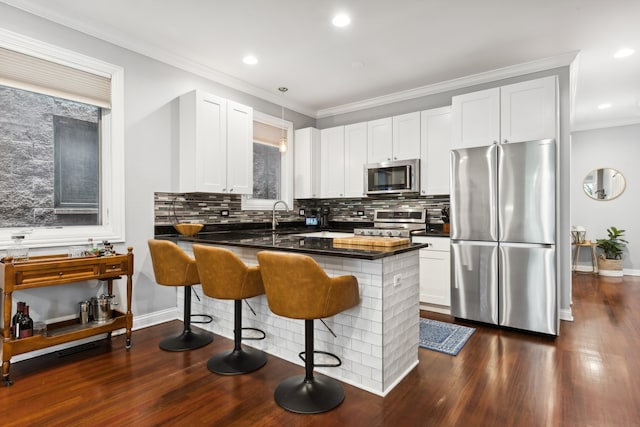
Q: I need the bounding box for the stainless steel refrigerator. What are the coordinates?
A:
[450,139,558,335]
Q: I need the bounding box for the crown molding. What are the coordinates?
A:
[316,51,579,119]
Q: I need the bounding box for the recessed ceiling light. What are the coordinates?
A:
[332,13,351,27]
[613,48,635,59]
[597,103,612,110]
[243,55,258,65]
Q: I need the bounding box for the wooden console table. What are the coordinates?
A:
[0,247,133,385]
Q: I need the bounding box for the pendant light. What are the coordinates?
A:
[278,86,288,153]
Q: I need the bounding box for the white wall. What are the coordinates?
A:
[0,4,314,332]
[571,123,640,275]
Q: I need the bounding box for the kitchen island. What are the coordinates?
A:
[162,230,424,396]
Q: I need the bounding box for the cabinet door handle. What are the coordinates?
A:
[58,272,63,276]
[503,139,508,144]
[229,188,234,192]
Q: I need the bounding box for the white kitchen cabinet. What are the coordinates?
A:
[414,235,451,312]
[367,117,393,163]
[367,113,420,163]
[500,76,557,143]
[320,126,346,197]
[344,122,368,197]
[451,87,500,149]
[179,90,253,194]
[226,100,253,194]
[392,111,421,161]
[294,127,321,199]
[451,76,557,149]
[420,106,452,195]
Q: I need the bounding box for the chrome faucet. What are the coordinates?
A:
[272,200,289,231]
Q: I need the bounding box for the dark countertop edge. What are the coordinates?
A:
[155,221,374,236]
[157,234,426,261]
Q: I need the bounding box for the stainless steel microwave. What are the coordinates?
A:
[364,159,420,195]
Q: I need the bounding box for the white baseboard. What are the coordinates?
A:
[419,303,451,315]
[559,308,573,322]
[11,308,179,363]
[574,263,640,277]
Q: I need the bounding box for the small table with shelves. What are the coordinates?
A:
[0,248,134,386]
[572,241,598,275]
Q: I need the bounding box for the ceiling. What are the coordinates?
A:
[3,0,640,131]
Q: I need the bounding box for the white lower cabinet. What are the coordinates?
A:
[414,236,451,313]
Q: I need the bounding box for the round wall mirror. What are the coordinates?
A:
[583,168,626,201]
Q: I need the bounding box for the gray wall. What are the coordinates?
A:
[571,123,640,274]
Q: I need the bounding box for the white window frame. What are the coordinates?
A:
[0,28,125,250]
[241,110,293,211]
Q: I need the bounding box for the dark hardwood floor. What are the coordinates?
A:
[2,273,639,426]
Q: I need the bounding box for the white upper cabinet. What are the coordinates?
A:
[451,76,557,149]
[367,113,421,163]
[179,90,253,194]
[226,100,253,194]
[294,127,321,199]
[320,126,346,198]
[179,90,227,193]
[392,111,421,161]
[344,122,368,197]
[500,76,557,143]
[451,87,500,149]
[367,117,393,163]
[420,106,452,195]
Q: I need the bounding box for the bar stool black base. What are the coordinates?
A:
[274,374,345,414]
[207,347,267,375]
[159,330,213,352]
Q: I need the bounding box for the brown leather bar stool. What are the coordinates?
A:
[257,251,360,414]
[148,240,213,351]
[192,244,268,375]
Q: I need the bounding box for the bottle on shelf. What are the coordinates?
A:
[18,305,34,338]
[11,301,25,339]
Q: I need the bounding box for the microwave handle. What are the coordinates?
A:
[406,164,411,188]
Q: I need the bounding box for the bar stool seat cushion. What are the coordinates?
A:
[257,251,359,320]
[148,239,200,287]
[193,245,264,300]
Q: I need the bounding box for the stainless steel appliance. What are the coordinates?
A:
[450,139,557,335]
[354,208,426,237]
[364,159,420,195]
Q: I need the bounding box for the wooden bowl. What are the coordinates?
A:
[174,223,204,236]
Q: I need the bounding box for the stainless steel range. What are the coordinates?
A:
[354,209,426,237]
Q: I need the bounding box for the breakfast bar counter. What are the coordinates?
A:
[166,229,426,260]
[160,230,422,396]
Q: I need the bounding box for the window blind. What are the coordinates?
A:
[0,46,111,108]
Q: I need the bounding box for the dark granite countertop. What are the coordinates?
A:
[158,228,426,260]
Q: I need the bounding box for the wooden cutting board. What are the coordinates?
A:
[333,236,410,248]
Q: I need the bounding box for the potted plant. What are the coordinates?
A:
[596,226,628,277]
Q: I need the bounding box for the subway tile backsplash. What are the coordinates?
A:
[154,192,449,226]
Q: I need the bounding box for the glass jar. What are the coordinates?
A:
[7,234,29,262]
